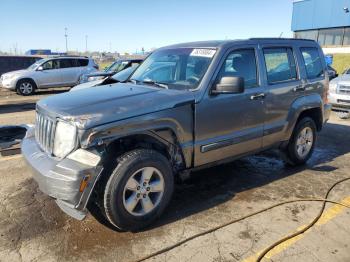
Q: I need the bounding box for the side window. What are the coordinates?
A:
[217,49,258,88]
[263,47,297,84]
[42,60,59,70]
[300,47,324,79]
[59,59,75,68]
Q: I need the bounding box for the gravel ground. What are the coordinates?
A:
[0,93,350,262]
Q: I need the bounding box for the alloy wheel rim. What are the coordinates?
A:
[19,82,33,94]
[296,127,313,158]
[123,167,164,216]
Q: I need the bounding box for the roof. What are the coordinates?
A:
[118,58,144,62]
[49,56,89,59]
[160,38,317,49]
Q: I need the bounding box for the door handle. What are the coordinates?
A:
[250,93,265,100]
[294,85,305,92]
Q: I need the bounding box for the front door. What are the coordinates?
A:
[35,59,61,88]
[194,47,265,166]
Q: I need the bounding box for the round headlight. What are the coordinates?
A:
[53,120,77,158]
[3,74,15,80]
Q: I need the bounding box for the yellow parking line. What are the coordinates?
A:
[242,196,350,262]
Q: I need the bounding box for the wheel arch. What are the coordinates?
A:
[284,94,324,140]
[15,77,38,89]
[100,129,188,174]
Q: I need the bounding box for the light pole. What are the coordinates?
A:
[85,35,88,53]
[64,27,68,53]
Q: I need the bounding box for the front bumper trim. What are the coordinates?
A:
[21,132,102,220]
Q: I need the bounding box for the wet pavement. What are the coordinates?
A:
[0,108,350,262]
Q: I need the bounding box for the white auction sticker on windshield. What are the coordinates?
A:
[190,49,216,58]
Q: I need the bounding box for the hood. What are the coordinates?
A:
[330,74,350,85]
[86,71,114,77]
[37,83,195,129]
[3,69,28,76]
[70,79,105,91]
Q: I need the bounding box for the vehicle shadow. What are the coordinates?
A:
[0,88,69,114]
[0,102,36,113]
[145,121,350,230]
[35,87,70,96]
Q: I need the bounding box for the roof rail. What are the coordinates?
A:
[49,55,89,58]
[249,37,315,42]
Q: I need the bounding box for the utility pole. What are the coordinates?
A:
[85,35,88,53]
[64,27,68,53]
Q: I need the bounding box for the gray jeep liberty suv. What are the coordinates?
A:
[22,38,331,231]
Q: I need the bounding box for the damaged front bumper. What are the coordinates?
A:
[21,129,103,220]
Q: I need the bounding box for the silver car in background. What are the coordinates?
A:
[329,69,350,119]
[0,56,98,95]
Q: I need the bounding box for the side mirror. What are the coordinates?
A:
[211,76,245,95]
[37,66,43,71]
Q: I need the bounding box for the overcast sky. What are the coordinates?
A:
[0,0,293,53]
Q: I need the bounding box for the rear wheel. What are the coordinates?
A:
[336,111,350,119]
[284,117,317,166]
[102,149,174,231]
[16,79,36,96]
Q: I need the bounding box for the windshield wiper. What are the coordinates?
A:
[141,79,168,89]
[126,79,138,84]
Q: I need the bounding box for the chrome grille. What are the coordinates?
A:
[338,85,350,95]
[35,112,55,154]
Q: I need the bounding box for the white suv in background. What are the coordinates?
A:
[0,56,98,95]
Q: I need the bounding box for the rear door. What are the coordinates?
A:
[298,46,327,98]
[195,45,265,166]
[260,44,302,147]
[59,58,80,86]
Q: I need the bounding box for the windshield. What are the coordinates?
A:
[27,58,46,70]
[112,66,137,82]
[106,61,129,73]
[130,48,216,90]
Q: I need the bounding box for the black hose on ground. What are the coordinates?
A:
[256,176,350,262]
[134,177,350,262]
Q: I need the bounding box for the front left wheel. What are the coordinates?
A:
[103,149,174,231]
[16,79,36,96]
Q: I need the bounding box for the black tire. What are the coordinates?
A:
[103,149,174,231]
[284,117,317,166]
[16,79,36,96]
[336,111,350,120]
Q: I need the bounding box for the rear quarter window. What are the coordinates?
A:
[300,47,324,79]
[76,59,89,67]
